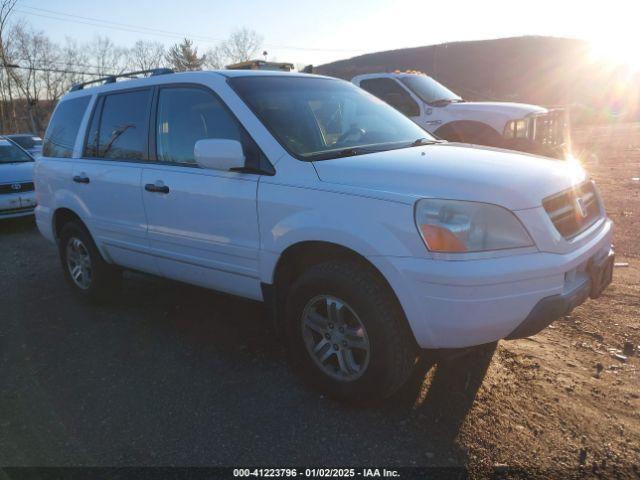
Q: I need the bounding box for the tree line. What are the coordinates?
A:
[0,0,263,135]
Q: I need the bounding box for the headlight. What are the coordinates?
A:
[504,118,530,139]
[415,199,534,253]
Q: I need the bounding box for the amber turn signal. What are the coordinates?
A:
[419,225,467,253]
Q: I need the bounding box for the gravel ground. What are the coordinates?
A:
[1,124,638,477]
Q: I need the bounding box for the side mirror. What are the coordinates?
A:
[194,139,245,171]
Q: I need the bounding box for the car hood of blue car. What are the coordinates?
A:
[0,160,34,184]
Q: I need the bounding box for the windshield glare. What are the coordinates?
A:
[230,76,433,160]
[400,75,461,104]
[0,143,33,163]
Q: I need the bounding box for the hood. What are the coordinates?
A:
[313,143,585,210]
[0,161,34,184]
[445,101,547,119]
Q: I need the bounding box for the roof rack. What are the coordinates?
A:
[69,68,174,92]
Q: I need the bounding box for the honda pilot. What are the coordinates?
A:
[35,69,614,402]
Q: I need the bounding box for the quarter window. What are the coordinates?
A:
[155,87,242,165]
[86,89,152,160]
[42,96,90,158]
[359,78,420,117]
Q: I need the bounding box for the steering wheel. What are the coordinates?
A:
[335,126,366,146]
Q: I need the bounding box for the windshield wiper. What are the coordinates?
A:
[308,147,371,161]
[309,140,443,160]
[309,144,406,161]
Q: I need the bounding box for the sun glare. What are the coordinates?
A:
[588,38,640,72]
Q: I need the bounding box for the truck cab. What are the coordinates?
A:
[352,72,569,159]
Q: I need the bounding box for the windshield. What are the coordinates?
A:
[399,75,462,105]
[229,76,434,160]
[9,135,42,149]
[0,142,33,163]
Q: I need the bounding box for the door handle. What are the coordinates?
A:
[145,183,170,194]
[72,175,90,184]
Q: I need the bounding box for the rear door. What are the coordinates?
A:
[140,85,262,299]
[74,87,157,274]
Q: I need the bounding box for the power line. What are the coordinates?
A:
[16,4,368,54]
[20,5,225,40]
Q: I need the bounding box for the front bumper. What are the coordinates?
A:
[372,218,613,349]
[506,248,614,339]
[0,191,36,219]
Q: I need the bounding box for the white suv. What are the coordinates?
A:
[35,69,614,402]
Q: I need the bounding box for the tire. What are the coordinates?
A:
[58,221,121,303]
[284,261,418,403]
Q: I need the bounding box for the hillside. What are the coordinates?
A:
[316,36,640,123]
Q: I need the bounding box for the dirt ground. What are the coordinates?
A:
[456,123,640,478]
[0,123,638,479]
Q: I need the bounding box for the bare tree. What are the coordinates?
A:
[204,28,263,69]
[0,0,18,131]
[130,40,165,71]
[203,45,225,70]
[6,22,58,132]
[59,37,90,90]
[165,38,204,71]
[88,35,128,76]
[219,28,262,64]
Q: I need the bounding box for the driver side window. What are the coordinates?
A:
[156,87,242,165]
[359,78,420,117]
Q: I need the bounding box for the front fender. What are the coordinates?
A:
[257,182,428,284]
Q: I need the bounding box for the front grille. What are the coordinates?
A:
[0,182,34,194]
[543,181,601,239]
[0,205,34,215]
[532,109,567,147]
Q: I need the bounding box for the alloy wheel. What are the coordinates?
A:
[65,237,92,290]
[301,295,371,381]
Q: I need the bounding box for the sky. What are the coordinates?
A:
[11,0,640,67]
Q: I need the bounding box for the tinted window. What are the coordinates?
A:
[88,89,151,160]
[43,96,90,158]
[230,76,430,160]
[155,87,241,165]
[359,78,419,117]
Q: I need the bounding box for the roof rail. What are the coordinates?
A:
[69,68,174,92]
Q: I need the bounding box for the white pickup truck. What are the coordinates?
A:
[353,72,568,159]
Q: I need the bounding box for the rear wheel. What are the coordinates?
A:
[58,221,121,302]
[285,261,417,403]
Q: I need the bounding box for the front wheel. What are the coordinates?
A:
[285,261,418,403]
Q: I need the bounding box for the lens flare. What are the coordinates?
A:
[588,39,640,72]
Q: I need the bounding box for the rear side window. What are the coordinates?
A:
[85,89,152,160]
[43,96,90,158]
